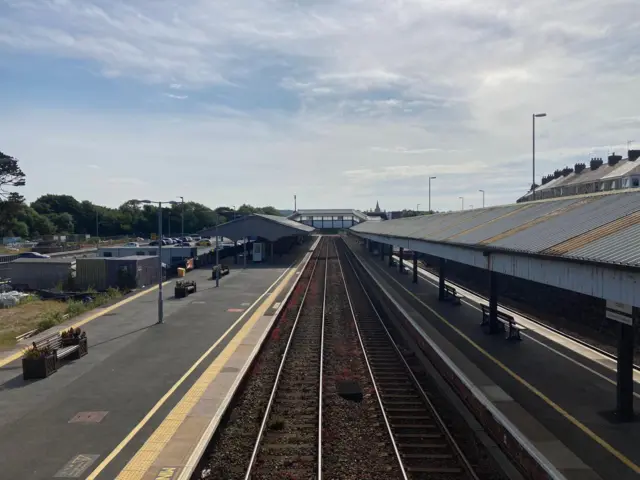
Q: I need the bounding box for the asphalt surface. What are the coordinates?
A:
[0,249,307,480]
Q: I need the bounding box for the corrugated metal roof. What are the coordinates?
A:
[256,213,315,232]
[351,190,640,267]
[200,213,314,241]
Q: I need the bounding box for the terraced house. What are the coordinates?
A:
[519,149,640,202]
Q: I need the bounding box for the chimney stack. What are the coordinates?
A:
[590,157,603,170]
[629,150,640,162]
[561,166,573,176]
[574,162,586,174]
[553,169,562,179]
[607,153,622,166]
[541,174,554,185]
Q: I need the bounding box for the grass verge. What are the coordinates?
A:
[0,288,123,349]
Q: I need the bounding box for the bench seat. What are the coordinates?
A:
[480,304,523,341]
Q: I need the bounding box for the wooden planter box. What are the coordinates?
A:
[62,337,89,359]
[175,281,196,298]
[22,353,57,380]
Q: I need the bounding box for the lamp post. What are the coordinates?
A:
[459,196,464,210]
[95,210,99,245]
[532,113,547,200]
[134,199,178,324]
[428,176,436,212]
[416,203,420,214]
[215,216,221,287]
[179,196,184,238]
[479,189,485,208]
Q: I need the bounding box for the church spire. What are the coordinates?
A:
[374,200,381,213]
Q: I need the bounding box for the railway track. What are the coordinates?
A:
[244,238,327,479]
[336,239,479,480]
[199,236,502,479]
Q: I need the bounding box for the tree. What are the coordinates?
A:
[31,213,56,236]
[0,151,26,200]
[259,206,281,216]
[48,212,75,234]
[11,221,29,238]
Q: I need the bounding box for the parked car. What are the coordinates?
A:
[124,242,140,247]
[198,239,212,246]
[18,252,50,259]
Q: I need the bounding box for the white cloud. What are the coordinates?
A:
[164,93,188,100]
[0,0,639,211]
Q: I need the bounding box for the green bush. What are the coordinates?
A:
[66,300,87,317]
[35,288,124,333]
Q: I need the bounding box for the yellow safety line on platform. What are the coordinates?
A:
[0,281,171,369]
[111,266,298,480]
[360,247,640,475]
[84,267,294,480]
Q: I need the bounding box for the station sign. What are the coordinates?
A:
[605,300,634,326]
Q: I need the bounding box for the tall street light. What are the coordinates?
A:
[179,196,185,238]
[428,176,436,212]
[459,196,464,210]
[214,214,222,287]
[416,203,420,214]
[532,113,547,201]
[134,199,178,324]
[479,189,485,208]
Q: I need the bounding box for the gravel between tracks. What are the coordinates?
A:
[322,241,403,480]
[197,248,321,480]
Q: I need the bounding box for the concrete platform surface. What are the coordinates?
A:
[0,240,316,480]
[347,237,640,480]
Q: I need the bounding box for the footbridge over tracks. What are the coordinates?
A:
[288,208,380,231]
[348,189,640,422]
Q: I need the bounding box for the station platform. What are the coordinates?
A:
[345,236,640,480]
[0,239,318,480]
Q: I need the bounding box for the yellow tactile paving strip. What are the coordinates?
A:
[114,253,309,480]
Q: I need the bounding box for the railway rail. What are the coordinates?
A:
[198,236,506,479]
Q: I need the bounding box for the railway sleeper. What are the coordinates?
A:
[394,425,439,433]
[398,443,448,450]
[382,399,424,406]
[381,393,420,398]
[274,398,318,404]
[406,465,464,473]
[403,453,454,460]
[262,443,315,452]
[395,432,443,439]
[385,407,427,413]
[388,415,432,421]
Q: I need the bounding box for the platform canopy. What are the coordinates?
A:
[351,190,640,307]
[199,213,315,242]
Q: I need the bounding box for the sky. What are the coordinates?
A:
[1,0,639,213]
